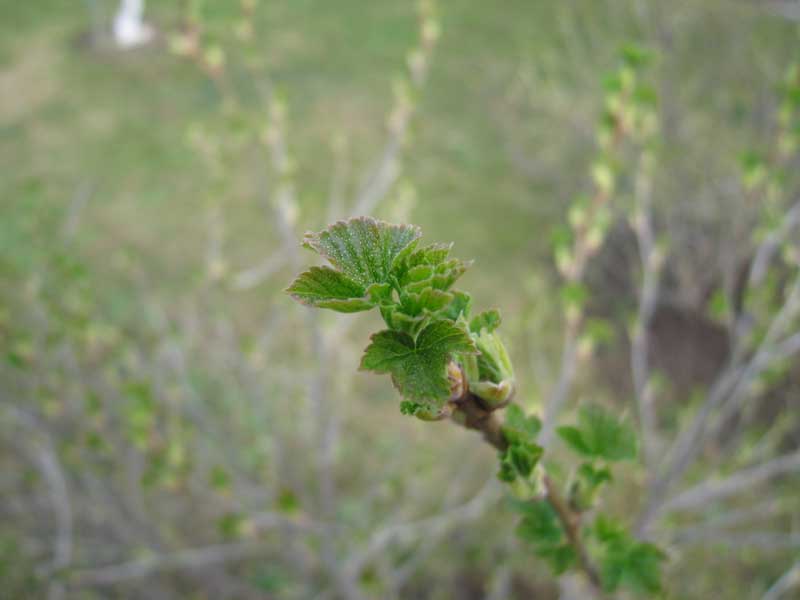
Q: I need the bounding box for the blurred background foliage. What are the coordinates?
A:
[1,0,799,598]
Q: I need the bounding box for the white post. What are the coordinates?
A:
[113,0,154,48]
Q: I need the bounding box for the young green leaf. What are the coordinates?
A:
[285,266,375,313]
[470,309,501,334]
[395,242,453,284]
[557,404,637,461]
[302,217,421,287]
[441,290,472,321]
[555,425,591,455]
[593,515,665,594]
[536,544,577,575]
[359,320,477,408]
[515,500,564,546]
[503,404,542,446]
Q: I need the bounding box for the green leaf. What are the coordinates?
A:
[498,461,517,483]
[398,287,454,316]
[593,515,666,594]
[578,405,637,461]
[360,321,477,408]
[474,330,514,385]
[536,544,577,575]
[441,290,472,321]
[593,514,626,544]
[570,462,614,510]
[470,309,501,334]
[577,462,613,488]
[623,542,666,594]
[399,400,424,416]
[508,443,542,478]
[395,242,453,284]
[404,258,471,293]
[503,404,542,446]
[620,43,654,69]
[302,217,421,287]
[286,266,374,313]
[560,282,589,311]
[515,500,564,546]
[556,425,590,455]
[557,405,637,461]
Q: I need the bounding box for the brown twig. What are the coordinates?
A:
[450,392,508,452]
[449,392,604,594]
[543,474,603,590]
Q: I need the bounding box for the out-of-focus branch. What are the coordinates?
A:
[231,252,288,290]
[659,450,800,514]
[68,541,269,586]
[678,531,800,551]
[343,476,501,579]
[669,498,787,546]
[757,1,800,21]
[62,182,93,240]
[35,446,74,600]
[630,150,661,468]
[543,474,602,590]
[448,393,604,595]
[540,328,581,448]
[639,264,800,533]
[763,560,800,600]
[351,0,438,217]
[539,81,632,448]
[4,406,74,600]
[747,201,800,290]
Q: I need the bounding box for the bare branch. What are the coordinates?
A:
[669,498,788,546]
[639,271,800,533]
[231,252,287,290]
[660,450,800,514]
[763,560,800,600]
[747,201,800,289]
[678,531,800,551]
[344,477,501,579]
[540,329,580,448]
[630,150,661,468]
[35,446,74,600]
[543,474,602,590]
[69,542,268,586]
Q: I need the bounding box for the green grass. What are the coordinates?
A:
[1,3,799,596]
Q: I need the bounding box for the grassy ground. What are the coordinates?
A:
[2,1,799,598]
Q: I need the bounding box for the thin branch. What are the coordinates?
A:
[669,498,788,546]
[747,201,800,289]
[630,150,660,468]
[659,450,800,514]
[68,542,269,586]
[543,474,602,590]
[763,561,800,600]
[540,328,580,448]
[351,2,437,217]
[62,182,93,240]
[678,531,800,551]
[449,393,604,594]
[231,251,287,290]
[639,272,800,533]
[343,475,501,578]
[35,446,74,600]
[4,406,74,600]
[352,138,402,217]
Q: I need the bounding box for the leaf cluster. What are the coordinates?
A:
[513,499,576,575]
[498,404,542,483]
[592,515,666,595]
[286,217,493,412]
[556,404,637,462]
